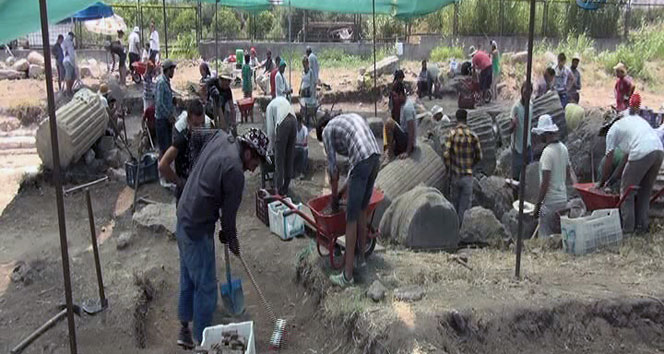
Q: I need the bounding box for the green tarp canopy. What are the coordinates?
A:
[0,0,455,43]
[0,0,98,43]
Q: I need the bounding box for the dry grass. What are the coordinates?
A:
[298,225,664,333]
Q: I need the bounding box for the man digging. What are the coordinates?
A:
[317,114,381,287]
[175,128,270,348]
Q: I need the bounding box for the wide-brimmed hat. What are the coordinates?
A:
[469,45,477,57]
[613,62,627,73]
[532,114,559,135]
[219,67,233,81]
[238,128,271,164]
[162,59,176,71]
[133,26,140,33]
[431,105,444,116]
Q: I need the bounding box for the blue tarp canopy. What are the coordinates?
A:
[71,1,114,21]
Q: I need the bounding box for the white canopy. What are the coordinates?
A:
[83,14,126,36]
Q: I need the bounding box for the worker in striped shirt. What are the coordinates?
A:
[444,109,483,225]
[316,113,381,287]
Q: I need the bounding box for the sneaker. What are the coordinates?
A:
[177,326,195,350]
[330,272,354,288]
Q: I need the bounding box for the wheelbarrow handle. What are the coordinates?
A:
[616,185,641,208]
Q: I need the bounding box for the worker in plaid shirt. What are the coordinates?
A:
[443,109,482,225]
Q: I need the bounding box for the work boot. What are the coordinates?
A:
[177,325,195,350]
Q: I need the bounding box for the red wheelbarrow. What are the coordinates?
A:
[573,183,664,211]
[258,189,384,269]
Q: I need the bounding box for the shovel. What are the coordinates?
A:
[220,244,245,316]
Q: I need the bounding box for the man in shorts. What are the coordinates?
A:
[316,113,381,287]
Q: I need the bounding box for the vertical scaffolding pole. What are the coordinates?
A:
[515,0,537,280]
[162,0,168,58]
[372,0,377,118]
[139,0,144,45]
[215,0,219,72]
[37,0,77,352]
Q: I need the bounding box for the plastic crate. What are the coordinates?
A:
[201,321,255,354]
[255,189,275,226]
[268,198,305,240]
[125,153,159,189]
[560,208,623,256]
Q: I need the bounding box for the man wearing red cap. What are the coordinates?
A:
[598,92,664,234]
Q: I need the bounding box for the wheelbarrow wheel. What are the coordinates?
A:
[364,237,376,258]
[132,72,142,84]
[330,240,345,269]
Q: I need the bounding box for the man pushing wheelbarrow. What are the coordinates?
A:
[316,113,381,287]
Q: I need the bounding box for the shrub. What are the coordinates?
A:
[172,31,198,60]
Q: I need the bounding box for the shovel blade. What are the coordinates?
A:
[220,278,244,316]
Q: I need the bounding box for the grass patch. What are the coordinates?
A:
[598,22,664,82]
[429,45,464,63]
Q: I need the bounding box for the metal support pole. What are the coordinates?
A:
[215,0,219,72]
[37,0,77,352]
[196,1,201,47]
[453,1,459,36]
[624,0,631,38]
[515,0,537,280]
[288,0,292,92]
[139,0,144,46]
[162,0,168,58]
[372,0,377,118]
[86,190,107,308]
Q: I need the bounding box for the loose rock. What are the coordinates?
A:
[133,203,177,237]
[27,51,45,66]
[460,206,509,246]
[511,51,528,63]
[394,285,425,302]
[104,148,123,169]
[5,56,16,66]
[10,261,35,285]
[28,64,44,79]
[117,232,133,250]
[367,280,387,302]
[0,69,23,80]
[12,58,29,72]
[108,167,126,181]
[474,175,513,219]
[500,208,537,240]
[84,149,96,165]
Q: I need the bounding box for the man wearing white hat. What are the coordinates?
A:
[128,26,142,72]
[532,114,576,237]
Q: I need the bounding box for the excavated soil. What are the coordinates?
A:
[296,229,664,354]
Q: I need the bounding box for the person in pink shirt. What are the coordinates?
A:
[613,62,634,112]
[471,48,493,101]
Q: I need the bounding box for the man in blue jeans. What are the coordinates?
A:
[175,128,270,348]
[316,113,381,287]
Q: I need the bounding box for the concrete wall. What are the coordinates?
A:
[1,35,622,63]
[198,35,623,62]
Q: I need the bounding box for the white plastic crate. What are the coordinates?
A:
[268,198,305,240]
[201,321,256,354]
[560,208,623,255]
